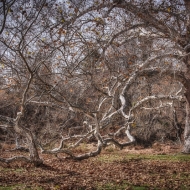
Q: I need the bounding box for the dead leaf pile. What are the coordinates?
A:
[0,147,190,189]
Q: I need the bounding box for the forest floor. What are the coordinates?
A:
[0,143,190,190]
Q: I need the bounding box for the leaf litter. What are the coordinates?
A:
[0,145,190,190]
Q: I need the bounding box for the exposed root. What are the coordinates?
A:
[0,156,31,163]
[0,156,43,167]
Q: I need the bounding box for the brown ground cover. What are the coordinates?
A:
[0,144,190,190]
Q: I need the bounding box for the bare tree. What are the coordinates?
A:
[0,0,190,165]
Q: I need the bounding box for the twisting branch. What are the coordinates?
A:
[129,95,183,115]
[0,156,31,164]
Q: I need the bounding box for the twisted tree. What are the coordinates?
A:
[0,0,190,165]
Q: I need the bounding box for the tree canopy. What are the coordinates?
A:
[0,0,190,165]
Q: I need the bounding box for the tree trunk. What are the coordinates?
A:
[14,113,42,165]
[26,131,42,166]
[183,79,190,153]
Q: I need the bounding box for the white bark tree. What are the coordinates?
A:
[0,0,190,165]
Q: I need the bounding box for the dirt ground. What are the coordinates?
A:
[0,144,190,190]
